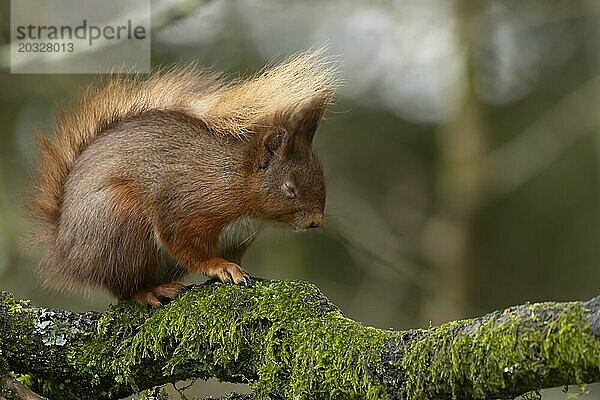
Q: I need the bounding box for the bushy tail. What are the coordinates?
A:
[27,48,337,239]
[27,66,221,239]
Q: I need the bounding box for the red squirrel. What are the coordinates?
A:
[27,50,337,307]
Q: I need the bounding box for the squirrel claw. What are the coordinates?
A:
[205,259,249,286]
[132,291,163,309]
[240,276,252,287]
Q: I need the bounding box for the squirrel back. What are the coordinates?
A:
[28,49,337,305]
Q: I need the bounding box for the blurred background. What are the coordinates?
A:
[0,0,599,398]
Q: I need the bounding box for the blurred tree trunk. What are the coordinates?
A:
[421,0,487,324]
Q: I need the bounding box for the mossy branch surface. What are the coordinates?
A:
[0,280,599,400]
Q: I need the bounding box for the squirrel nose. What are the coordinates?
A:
[308,212,324,228]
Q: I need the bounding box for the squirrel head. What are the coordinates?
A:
[250,98,327,231]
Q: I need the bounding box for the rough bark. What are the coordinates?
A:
[1,375,47,400]
[0,280,598,400]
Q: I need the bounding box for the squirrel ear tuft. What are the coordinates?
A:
[257,128,287,169]
[287,97,327,144]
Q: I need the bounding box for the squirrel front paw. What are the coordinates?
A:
[200,257,250,285]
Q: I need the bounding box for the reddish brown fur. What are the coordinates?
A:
[27,49,337,306]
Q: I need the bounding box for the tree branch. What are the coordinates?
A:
[0,280,598,399]
[1,375,47,400]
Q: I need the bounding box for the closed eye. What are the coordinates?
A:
[283,181,298,198]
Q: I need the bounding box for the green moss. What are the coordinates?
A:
[15,373,36,388]
[0,293,36,364]
[400,302,600,399]
[14,373,66,399]
[74,280,390,399]
[254,311,390,399]
[134,387,170,400]
[71,301,148,386]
